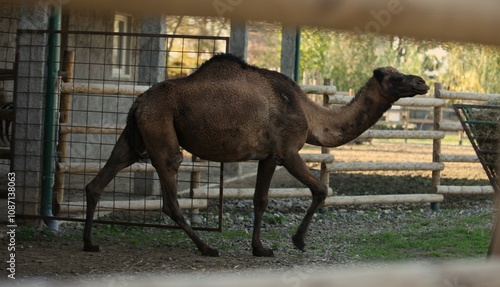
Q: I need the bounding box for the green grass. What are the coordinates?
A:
[353,228,489,260]
[343,211,492,261]
[16,226,58,241]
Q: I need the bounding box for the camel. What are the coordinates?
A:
[83,54,429,257]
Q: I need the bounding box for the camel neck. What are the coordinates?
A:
[304,80,392,147]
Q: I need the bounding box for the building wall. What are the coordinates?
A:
[64,9,144,163]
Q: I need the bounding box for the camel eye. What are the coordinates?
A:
[391,75,403,83]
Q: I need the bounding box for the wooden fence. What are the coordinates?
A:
[320,82,499,206]
[321,84,447,206]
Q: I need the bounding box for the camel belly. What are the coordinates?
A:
[176,124,273,162]
[171,89,276,161]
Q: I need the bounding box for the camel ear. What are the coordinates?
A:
[373,68,385,82]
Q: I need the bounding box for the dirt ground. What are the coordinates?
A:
[2,140,493,281]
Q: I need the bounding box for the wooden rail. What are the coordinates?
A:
[59,198,208,213]
[56,162,208,174]
[188,188,334,199]
[61,82,338,97]
[326,162,444,172]
[436,185,495,195]
[357,130,445,140]
[439,90,500,101]
[323,194,444,206]
[329,94,445,107]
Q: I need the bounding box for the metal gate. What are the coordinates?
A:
[0,1,17,201]
[14,29,228,231]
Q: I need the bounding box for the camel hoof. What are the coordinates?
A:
[83,243,101,252]
[201,247,219,257]
[253,247,274,257]
[292,234,306,251]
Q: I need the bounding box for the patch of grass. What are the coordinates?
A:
[352,227,489,261]
[264,213,288,225]
[265,230,283,240]
[218,229,251,240]
[17,226,64,242]
[346,211,491,261]
[16,227,41,241]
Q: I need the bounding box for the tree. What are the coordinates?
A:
[298,28,500,94]
[438,43,500,93]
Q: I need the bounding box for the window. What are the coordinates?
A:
[112,13,133,78]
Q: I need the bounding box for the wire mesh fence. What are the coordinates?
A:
[453,104,500,193]
[0,0,17,202]
[0,0,17,101]
[15,29,229,231]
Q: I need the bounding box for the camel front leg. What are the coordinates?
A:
[252,157,277,257]
[281,152,328,251]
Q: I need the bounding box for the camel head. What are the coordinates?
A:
[373,66,430,102]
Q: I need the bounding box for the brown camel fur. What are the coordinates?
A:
[83,54,430,257]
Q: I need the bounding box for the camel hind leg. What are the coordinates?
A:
[140,119,219,257]
[252,156,277,257]
[84,127,140,251]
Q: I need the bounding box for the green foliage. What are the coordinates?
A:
[164,17,500,94]
[298,28,500,94]
[300,29,378,90]
[248,22,282,69]
[438,43,500,93]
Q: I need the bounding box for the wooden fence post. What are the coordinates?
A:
[431,82,443,212]
[53,50,74,214]
[319,79,333,213]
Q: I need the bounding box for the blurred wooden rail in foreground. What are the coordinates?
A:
[13,261,500,287]
[57,0,500,46]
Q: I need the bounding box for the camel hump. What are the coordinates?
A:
[196,53,250,70]
[193,53,304,103]
[191,53,264,80]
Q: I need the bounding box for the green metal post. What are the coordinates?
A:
[431,82,443,213]
[41,4,61,232]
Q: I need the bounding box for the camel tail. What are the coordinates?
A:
[126,100,149,161]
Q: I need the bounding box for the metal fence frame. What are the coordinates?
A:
[14,29,229,231]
